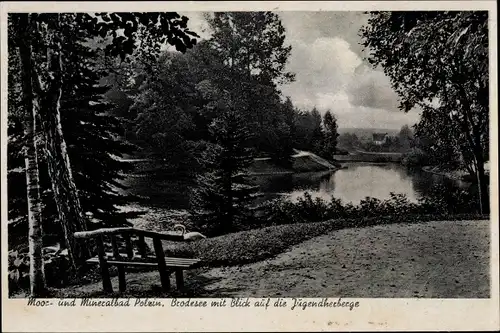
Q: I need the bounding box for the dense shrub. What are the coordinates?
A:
[402,148,429,167]
[8,247,72,296]
[261,185,481,227]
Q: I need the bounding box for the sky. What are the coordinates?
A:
[182,11,421,130]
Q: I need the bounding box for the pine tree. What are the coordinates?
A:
[190,96,259,235]
[58,50,136,227]
[205,12,295,159]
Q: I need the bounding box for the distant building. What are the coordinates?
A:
[372,133,389,145]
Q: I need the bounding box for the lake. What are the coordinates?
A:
[251,163,473,205]
[120,162,475,209]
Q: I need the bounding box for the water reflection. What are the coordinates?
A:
[120,162,476,209]
[252,163,475,205]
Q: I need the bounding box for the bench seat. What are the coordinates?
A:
[75,227,202,293]
[86,254,201,269]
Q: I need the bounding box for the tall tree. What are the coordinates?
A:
[361,11,489,213]
[206,12,294,86]
[9,16,46,296]
[398,124,413,151]
[310,107,324,155]
[322,110,339,160]
[128,52,201,174]
[9,12,199,271]
[205,12,295,158]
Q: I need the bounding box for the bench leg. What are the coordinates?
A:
[96,236,113,293]
[175,269,184,290]
[118,266,126,292]
[100,266,113,293]
[153,237,170,292]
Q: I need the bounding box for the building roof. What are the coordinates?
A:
[373,133,388,141]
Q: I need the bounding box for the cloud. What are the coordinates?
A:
[290,90,420,129]
[278,12,420,129]
[279,11,369,58]
[283,36,362,102]
[182,12,212,40]
[347,64,401,111]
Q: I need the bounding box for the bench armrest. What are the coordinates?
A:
[74,227,184,242]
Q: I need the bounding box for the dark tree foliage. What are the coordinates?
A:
[205,12,296,159]
[321,111,339,160]
[309,108,325,156]
[190,94,259,235]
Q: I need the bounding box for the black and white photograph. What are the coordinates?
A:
[1,2,498,330]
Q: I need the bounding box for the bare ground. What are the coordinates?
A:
[57,219,490,298]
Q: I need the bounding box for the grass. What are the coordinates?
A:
[166,213,489,268]
[168,221,335,266]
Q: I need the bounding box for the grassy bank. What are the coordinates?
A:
[166,213,488,268]
[248,150,339,175]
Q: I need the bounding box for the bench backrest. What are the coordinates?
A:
[74,227,185,262]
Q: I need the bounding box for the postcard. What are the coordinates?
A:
[1,1,498,332]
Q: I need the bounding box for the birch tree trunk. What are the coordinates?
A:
[36,16,90,271]
[24,13,90,271]
[17,14,46,297]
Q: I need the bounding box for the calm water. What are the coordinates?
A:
[249,163,472,205]
[121,162,474,209]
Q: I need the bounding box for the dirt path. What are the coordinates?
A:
[60,220,490,298]
[193,219,490,298]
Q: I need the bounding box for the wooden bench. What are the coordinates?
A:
[74,227,201,293]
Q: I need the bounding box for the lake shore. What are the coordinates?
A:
[421,166,471,182]
[334,150,402,163]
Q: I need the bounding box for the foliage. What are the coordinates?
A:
[205,12,294,86]
[338,132,360,150]
[262,185,482,227]
[107,12,301,166]
[398,124,414,151]
[190,93,259,235]
[8,11,201,282]
[7,30,137,244]
[401,147,430,167]
[204,12,296,159]
[320,111,339,160]
[360,11,489,213]
[8,247,71,295]
[294,108,322,152]
[128,52,204,175]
